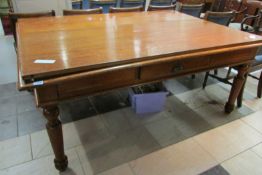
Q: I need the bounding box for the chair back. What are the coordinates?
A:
[178,3,204,17]
[90,0,117,13]
[148,4,175,11]
[120,0,145,8]
[9,10,55,44]
[63,8,103,16]
[109,6,144,13]
[72,0,83,9]
[149,0,173,6]
[204,11,234,26]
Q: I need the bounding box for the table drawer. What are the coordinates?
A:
[140,56,210,80]
[58,68,137,99]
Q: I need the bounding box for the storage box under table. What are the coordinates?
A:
[128,83,168,114]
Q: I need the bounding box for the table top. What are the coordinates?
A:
[17,11,262,80]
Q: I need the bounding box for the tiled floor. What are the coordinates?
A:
[1,35,262,175]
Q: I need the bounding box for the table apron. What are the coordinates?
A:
[34,48,256,107]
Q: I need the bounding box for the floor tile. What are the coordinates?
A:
[0,83,18,98]
[176,83,229,110]
[252,142,262,158]
[145,117,186,147]
[31,115,110,159]
[193,103,253,128]
[242,111,262,133]
[76,126,160,174]
[0,135,31,170]
[1,148,84,175]
[243,97,262,111]
[123,107,170,128]
[163,79,190,95]
[129,138,217,175]
[0,115,17,141]
[17,109,46,136]
[0,96,17,118]
[60,97,97,123]
[222,150,262,175]
[100,109,132,135]
[0,36,17,85]
[89,91,128,114]
[166,108,213,138]
[194,120,262,162]
[200,165,229,175]
[165,95,191,116]
[97,164,134,175]
[16,94,36,114]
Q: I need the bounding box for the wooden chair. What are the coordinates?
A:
[63,8,103,16]
[149,0,173,6]
[109,6,144,13]
[177,3,204,17]
[90,0,117,13]
[72,0,83,9]
[147,4,175,11]
[120,0,145,8]
[202,10,262,106]
[229,1,262,32]
[204,11,235,26]
[9,10,55,45]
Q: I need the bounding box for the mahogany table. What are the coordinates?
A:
[17,11,262,171]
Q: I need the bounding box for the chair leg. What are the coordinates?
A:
[203,71,209,89]
[237,73,247,108]
[226,67,232,79]
[191,74,195,79]
[257,71,262,98]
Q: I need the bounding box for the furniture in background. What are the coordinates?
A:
[147,4,175,10]
[149,0,173,6]
[177,3,204,17]
[120,0,145,7]
[71,0,83,9]
[203,8,262,107]
[9,10,55,45]
[63,7,103,15]
[109,6,144,12]
[0,0,13,35]
[16,11,262,171]
[90,0,117,13]
[204,11,234,26]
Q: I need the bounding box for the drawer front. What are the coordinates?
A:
[58,68,137,99]
[140,48,255,81]
[141,56,210,80]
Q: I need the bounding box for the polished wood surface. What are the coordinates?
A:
[17,11,262,81]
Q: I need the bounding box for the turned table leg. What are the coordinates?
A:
[225,64,249,113]
[43,105,68,171]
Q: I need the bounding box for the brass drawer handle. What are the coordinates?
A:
[172,63,183,73]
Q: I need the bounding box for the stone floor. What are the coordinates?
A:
[1,36,262,175]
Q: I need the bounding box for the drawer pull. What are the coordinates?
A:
[172,63,183,73]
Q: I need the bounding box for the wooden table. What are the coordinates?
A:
[17,11,262,171]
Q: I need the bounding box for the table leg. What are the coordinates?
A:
[43,105,68,171]
[225,64,249,113]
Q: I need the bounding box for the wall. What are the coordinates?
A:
[11,0,72,16]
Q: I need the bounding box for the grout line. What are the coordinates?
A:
[74,148,87,175]
[29,134,33,160]
[240,115,262,136]
[128,163,138,175]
